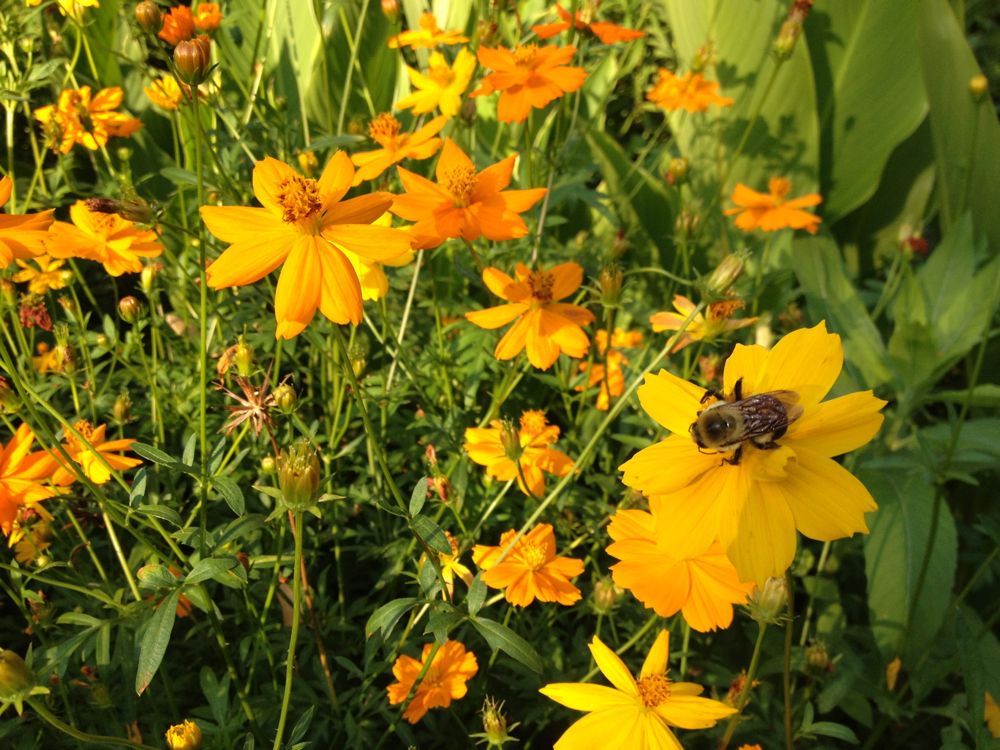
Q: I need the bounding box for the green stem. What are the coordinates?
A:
[336,0,372,135]
[273,511,304,750]
[28,699,159,750]
[783,569,795,750]
[717,623,769,750]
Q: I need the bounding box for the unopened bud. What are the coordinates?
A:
[118,295,143,323]
[135,1,163,33]
[112,391,133,424]
[499,419,522,462]
[234,338,254,377]
[704,250,748,297]
[479,696,516,747]
[0,279,16,307]
[805,641,830,672]
[666,157,689,185]
[174,36,211,85]
[141,262,162,296]
[970,74,989,103]
[0,649,45,715]
[592,578,621,615]
[273,383,296,411]
[165,719,203,750]
[461,97,478,125]
[610,229,629,259]
[380,0,399,22]
[773,0,812,59]
[296,150,319,176]
[260,455,276,473]
[597,264,623,308]
[748,575,787,625]
[277,439,321,511]
[675,208,700,238]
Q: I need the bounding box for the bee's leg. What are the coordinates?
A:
[699,386,723,404]
[723,446,743,466]
[733,377,744,401]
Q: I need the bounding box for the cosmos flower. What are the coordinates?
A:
[646,69,733,113]
[386,640,478,723]
[438,532,473,597]
[192,2,221,32]
[350,113,447,185]
[464,409,573,497]
[650,295,758,353]
[540,630,736,749]
[34,86,141,154]
[200,153,412,338]
[396,49,477,118]
[51,421,142,486]
[388,12,469,49]
[0,176,53,269]
[725,178,822,234]
[0,423,60,538]
[390,138,546,249]
[577,328,644,410]
[606,501,753,631]
[471,44,587,123]
[12,255,73,295]
[144,74,186,110]
[158,5,195,44]
[473,523,584,607]
[532,4,646,44]
[465,262,594,370]
[339,213,413,301]
[619,322,886,584]
[45,200,164,276]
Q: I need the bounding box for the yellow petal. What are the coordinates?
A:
[588,635,638,696]
[619,436,717,495]
[779,447,877,541]
[637,369,707,435]
[465,303,528,330]
[321,224,412,263]
[756,322,843,405]
[723,342,767,398]
[315,242,363,324]
[639,630,670,678]
[654,693,737,728]
[539,683,635,712]
[552,708,646,750]
[205,232,293,288]
[722,482,798,585]
[789,391,886,457]
[273,237,321,338]
[200,205,282,243]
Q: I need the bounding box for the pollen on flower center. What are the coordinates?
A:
[519,409,549,438]
[66,420,95,451]
[428,62,455,87]
[636,674,671,708]
[513,44,539,66]
[707,299,744,322]
[520,540,547,570]
[527,271,555,303]
[368,113,402,145]
[275,175,322,224]
[768,177,791,203]
[445,166,478,207]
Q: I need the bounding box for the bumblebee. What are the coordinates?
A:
[689,378,802,464]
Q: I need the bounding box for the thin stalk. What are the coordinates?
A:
[272,510,304,750]
[717,623,769,750]
[336,0,372,135]
[385,249,423,392]
[783,570,795,750]
[28,699,159,750]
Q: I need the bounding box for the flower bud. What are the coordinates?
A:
[141,262,162,296]
[174,36,212,85]
[260,455,276,473]
[747,575,787,625]
[704,250,748,297]
[480,696,516,747]
[273,383,296,412]
[461,97,478,125]
[296,150,319,176]
[597,264,623,308]
[592,577,621,615]
[0,649,41,714]
[135,1,163,33]
[118,295,143,323]
[112,391,133,424]
[277,439,321,511]
[805,641,830,672]
[969,74,989,103]
[499,419,522,462]
[0,377,18,414]
[380,0,399,22]
[165,719,203,750]
[666,157,689,185]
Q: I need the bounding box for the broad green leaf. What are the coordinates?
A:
[807,1,926,220]
[470,616,544,673]
[862,461,957,663]
[466,575,486,616]
[131,442,178,467]
[955,605,1000,748]
[918,0,1000,248]
[185,557,238,586]
[365,597,420,639]
[213,476,246,517]
[409,477,429,517]
[410,515,452,556]
[136,590,180,695]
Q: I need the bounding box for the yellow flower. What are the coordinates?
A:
[540,630,736,749]
[438,532,473,597]
[338,212,413,302]
[386,640,478,723]
[388,12,469,49]
[13,519,52,564]
[51,421,142,486]
[619,322,886,584]
[201,154,411,338]
[986,692,1000,739]
[12,255,72,294]
[165,719,202,750]
[34,86,141,154]
[0,176,53,269]
[464,410,573,497]
[396,49,477,118]
[144,74,185,110]
[577,328,644,410]
[606,501,753,631]
[350,113,447,185]
[0,423,59,538]
[725,178,822,234]
[45,200,163,276]
[472,524,584,607]
[25,0,98,20]
[650,295,758,353]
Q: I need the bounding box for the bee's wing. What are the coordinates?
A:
[770,390,804,424]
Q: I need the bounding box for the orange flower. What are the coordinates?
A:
[388,12,469,49]
[0,176,53,268]
[193,2,222,32]
[473,524,584,607]
[390,138,546,249]
[464,409,573,497]
[577,328,643,410]
[532,4,645,44]
[34,86,142,155]
[650,295,758,352]
[51,421,142,486]
[200,154,412,338]
[725,178,822,234]
[158,5,195,44]
[471,44,587,122]
[0,423,60,537]
[606,500,753,632]
[350,113,447,185]
[646,69,733,113]
[465,262,594,370]
[45,200,164,277]
[386,640,478,723]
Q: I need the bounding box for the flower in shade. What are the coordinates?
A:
[464,409,573,497]
[540,630,736,749]
[986,692,1000,739]
[532,4,646,44]
[144,74,186,110]
[0,176,53,269]
[471,45,587,123]
[0,423,60,538]
[158,5,195,44]
[650,295,758,353]
[51,421,142,485]
[193,2,221,32]
[350,113,447,185]
[646,69,733,113]
[438,532,473,598]
[388,12,469,49]
[164,719,202,750]
[473,523,584,607]
[619,322,886,584]
[44,200,163,277]
[465,262,594,370]
[12,256,73,294]
[200,153,412,338]
[386,640,478,723]
[577,328,643,410]
[606,500,753,631]
[725,178,822,234]
[34,86,141,154]
[390,138,546,249]
[396,49,477,118]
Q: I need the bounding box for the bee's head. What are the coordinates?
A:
[692,408,739,449]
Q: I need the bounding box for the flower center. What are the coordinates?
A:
[428,61,455,87]
[636,674,671,708]
[276,175,322,224]
[368,113,401,146]
[423,665,442,688]
[513,44,539,67]
[707,299,743,322]
[527,271,554,304]
[66,420,95,452]
[519,540,547,570]
[768,177,791,203]
[518,409,549,438]
[445,166,477,207]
